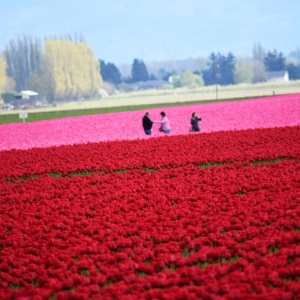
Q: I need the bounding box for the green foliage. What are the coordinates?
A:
[137,272,146,278]
[1,93,14,103]
[9,283,21,290]
[131,59,149,82]
[31,279,39,287]
[100,60,122,85]
[68,170,104,177]
[264,50,285,72]
[145,168,159,174]
[0,56,8,96]
[65,286,76,293]
[199,162,224,170]
[164,265,176,272]
[182,247,189,258]
[41,40,102,101]
[203,52,236,86]
[234,60,253,84]
[250,158,285,167]
[268,246,279,255]
[79,269,90,277]
[286,63,300,80]
[49,173,63,178]
[177,70,204,88]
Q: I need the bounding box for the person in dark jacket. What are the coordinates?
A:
[190,112,202,132]
[142,112,153,135]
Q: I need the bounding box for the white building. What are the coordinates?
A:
[267,71,289,82]
[21,90,39,100]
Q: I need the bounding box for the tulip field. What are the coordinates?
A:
[0,93,300,151]
[1,94,300,299]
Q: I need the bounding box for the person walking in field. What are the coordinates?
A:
[155,111,171,134]
[142,112,154,135]
[190,112,202,132]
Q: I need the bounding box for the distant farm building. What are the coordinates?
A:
[13,90,39,109]
[267,71,289,82]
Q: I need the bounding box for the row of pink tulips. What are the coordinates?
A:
[0,93,299,151]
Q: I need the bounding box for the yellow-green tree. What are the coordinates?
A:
[41,40,102,101]
[234,60,253,84]
[0,56,8,98]
[178,70,204,88]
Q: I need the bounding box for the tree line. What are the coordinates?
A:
[101,45,300,90]
[99,43,300,90]
[0,35,102,103]
[1,36,300,103]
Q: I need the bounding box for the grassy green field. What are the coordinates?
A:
[0,80,299,125]
[0,97,258,125]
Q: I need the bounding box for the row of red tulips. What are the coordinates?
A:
[1,125,300,299]
[0,126,299,181]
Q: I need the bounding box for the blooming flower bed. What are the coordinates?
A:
[1,125,300,299]
[0,93,299,151]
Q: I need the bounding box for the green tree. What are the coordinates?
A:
[234,60,253,84]
[202,52,235,86]
[219,52,235,85]
[178,70,204,88]
[0,56,8,97]
[251,42,267,83]
[41,40,102,101]
[202,52,219,86]
[286,63,300,80]
[100,60,121,85]
[264,50,285,71]
[131,59,149,82]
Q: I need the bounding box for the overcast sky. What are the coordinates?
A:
[0,0,299,65]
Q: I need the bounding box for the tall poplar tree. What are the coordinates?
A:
[4,35,41,92]
[0,56,8,96]
[252,43,267,83]
[253,43,265,61]
[41,40,102,101]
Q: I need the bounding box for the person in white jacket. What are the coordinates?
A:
[155,111,171,134]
